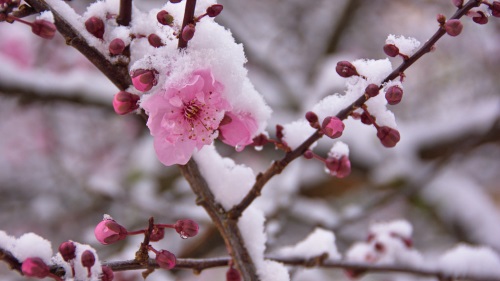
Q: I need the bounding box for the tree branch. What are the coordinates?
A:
[178,0,197,49]
[24,0,132,91]
[116,0,132,26]
[228,0,482,219]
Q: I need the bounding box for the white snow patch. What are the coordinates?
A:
[276,228,341,260]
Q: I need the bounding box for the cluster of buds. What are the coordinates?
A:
[353,104,400,148]
[94,216,199,270]
[21,242,113,281]
[304,148,352,178]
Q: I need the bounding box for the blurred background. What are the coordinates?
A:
[0,0,499,280]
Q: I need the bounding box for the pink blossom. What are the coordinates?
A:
[218,111,258,151]
[142,69,230,166]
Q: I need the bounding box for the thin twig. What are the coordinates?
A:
[228,0,482,219]
[178,0,197,49]
[116,0,132,26]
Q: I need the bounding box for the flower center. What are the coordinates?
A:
[183,101,201,120]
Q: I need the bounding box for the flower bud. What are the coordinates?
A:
[59,241,76,261]
[94,218,128,245]
[452,0,463,8]
[377,126,400,148]
[131,69,158,92]
[365,84,380,98]
[322,116,344,139]
[385,85,403,105]
[325,156,351,178]
[169,0,182,3]
[150,226,165,242]
[109,38,125,55]
[252,134,268,146]
[383,44,399,57]
[492,2,500,17]
[22,257,50,278]
[276,125,284,140]
[174,219,199,239]
[155,250,176,270]
[335,61,358,78]
[101,266,114,281]
[113,91,140,115]
[226,266,241,281]
[360,112,373,125]
[444,19,463,36]
[181,23,195,41]
[305,111,318,124]
[303,150,314,159]
[472,11,488,25]
[148,33,164,47]
[31,20,56,39]
[157,10,174,25]
[85,16,105,39]
[81,250,95,277]
[437,14,447,25]
[206,4,223,17]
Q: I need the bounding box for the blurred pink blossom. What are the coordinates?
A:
[219,111,258,151]
[142,69,230,166]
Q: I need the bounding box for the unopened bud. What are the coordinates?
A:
[226,266,241,281]
[365,84,380,98]
[206,4,223,17]
[322,116,344,139]
[148,33,164,47]
[437,14,447,25]
[31,20,56,39]
[276,125,284,140]
[385,85,403,105]
[174,219,199,239]
[101,266,114,281]
[305,111,319,128]
[156,250,176,269]
[85,16,105,39]
[59,241,76,262]
[81,250,95,277]
[472,11,488,25]
[169,0,182,3]
[157,10,174,25]
[452,0,463,8]
[303,150,314,159]
[377,126,400,148]
[492,2,500,17]
[94,218,128,244]
[113,91,140,115]
[131,69,158,92]
[150,226,165,242]
[360,112,373,125]
[22,257,50,278]
[109,38,125,55]
[335,61,358,78]
[252,134,268,146]
[181,23,195,41]
[325,155,351,178]
[383,44,399,57]
[444,19,463,36]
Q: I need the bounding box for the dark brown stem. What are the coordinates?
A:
[135,217,154,264]
[24,0,132,91]
[0,248,22,274]
[178,160,259,281]
[228,0,482,219]
[178,0,197,49]
[116,0,132,26]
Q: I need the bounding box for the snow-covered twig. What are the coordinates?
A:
[228,0,483,220]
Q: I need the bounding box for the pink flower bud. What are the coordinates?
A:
[31,20,56,39]
[252,134,268,147]
[322,116,344,139]
[305,111,318,124]
[174,219,199,239]
[169,0,182,3]
[109,38,125,55]
[101,266,114,281]
[85,16,105,39]
[452,0,463,8]
[81,250,95,277]
[59,241,76,262]
[365,84,380,98]
[155,250,176,270]
[303,150,314,159]
[157,10,174,25]
[377,126,400,148]
[437,14,447,25]
[22,257,50,278]
[226,266,241,281]
[150,226,165,242]
[385,85,403,105]
[206,4,223,17]
[276,124,284,140]
[181,23,195,42]
[148,34,164,48]
[336,61,358,78]
[444,19,463,36]
[360,112,373,125]
[94,219,128,245]
[131,69,158,92]
[383,44,399,57]
[325,156,351,178]
[113,91,140,115]
[492,2,500,17]
[472,11,488,25]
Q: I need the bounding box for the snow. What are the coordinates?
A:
[194,144,255,210]
[351,58,393,85]
[37,11,55,23]
[72,242,102,281]
[369,219,412,239]
[438,243,500,277]
[0,230,16,252]
[282,120,317,150]
[276,228,341,260]
[10,232,53,264]
[328,141,349,158]
[386,35,421,56]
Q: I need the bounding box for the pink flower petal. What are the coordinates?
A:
[219,112,258,151]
